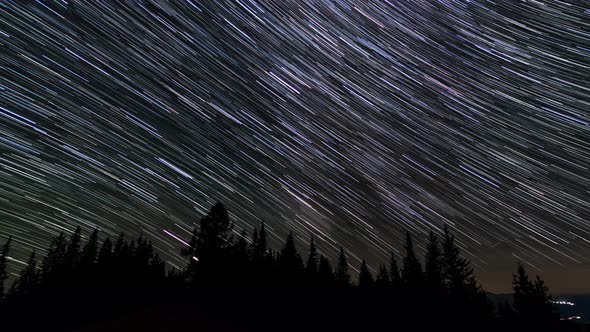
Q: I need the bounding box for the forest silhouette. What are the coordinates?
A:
[0,202,565,331]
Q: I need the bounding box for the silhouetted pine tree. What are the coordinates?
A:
[196,202,233,263]
[442,226,493,324]
[532,275,556,324]
[10,251,38,296]
[149,253,166,283]
[231,231,250,276]
[401,232,422,289]
[305,237,318,274]
[442,226,475,293]
[40,232,67,285]
[133,236,154,285]
[97,237,113,267]
[80,229,98,268]
[252,222,269,264]
[424,231,443,291]
[358,259,374,289]
[375,264,391,289]
[389,252,401,289]
[512,262,555,328]
[64,226,82,272]
[112,233,126,260]
[317,255,334,287]
[335,247,351,288]
[193,203,234,285]
[0,236,12,298]
[513,262,534,319]
[95,236,113,288]
[278,232,304,286]
[181,228,198,283]
[249,227,259,259]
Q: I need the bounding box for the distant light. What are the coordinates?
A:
[192,256,199,262]
[550,300,574,306]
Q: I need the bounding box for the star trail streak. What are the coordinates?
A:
[0,0,589,291]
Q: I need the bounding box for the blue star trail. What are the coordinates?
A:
[0,0,588,291]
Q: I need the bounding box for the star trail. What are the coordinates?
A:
[1,0,589,291]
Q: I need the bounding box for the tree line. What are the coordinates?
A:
[0,202,561,331]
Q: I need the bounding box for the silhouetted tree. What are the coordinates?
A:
[375,264,390,289]
[97,237,113,267]
[181,228,199,282]
[149,253,166,283]
[10,251,38,296]
[278,232,304,285]
[0,236,12,298]
[196,202,233,264]
[401,232,422,289]
[389,252,401,289]
[231,231,250,267]
[64,226,82,272]
[513,262,534,319]
[442,226,492,323]
[424,231,443,291]
[40,232,67,285]
[305,237,318,276]
[512,263,555,328]
[358,259,374,289]
[251,222,269,265]
[317,255,334,287]
[249,227,259,258]
[442,226,475,294]
[335,247,351,288]
[80,229,99,268]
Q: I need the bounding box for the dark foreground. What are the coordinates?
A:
[2,286,573,332]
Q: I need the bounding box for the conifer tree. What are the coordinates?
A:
[335,247,351,288]
[358,259,374,289]
[512,262,554,324]
[80,229,99,268]
[442,226,477,296]
[149,253,166,283]
[401,232,422,289]
[375,264,391,289]
[255,222,268,262]
[196,202,233,265]
[11,251,38,296]
[250,222,270,277]
[389,252,401,289]
[442,226,492,322]
[97,237,113,266]
[278,232,303,285]
[305,237,318,276]
[182,228,199,280]
[40,232,67,285]
[135,235,154,269]
[424,231,443,291]
[532,275,555,324]
[317,255,334,287]
[0,236,12,298]
[233,231,250,265]
[249,227,258,259]
[64,226,82,270]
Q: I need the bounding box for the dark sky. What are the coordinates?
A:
[1,1,589,293]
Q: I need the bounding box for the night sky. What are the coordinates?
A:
[1,1,589,293]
